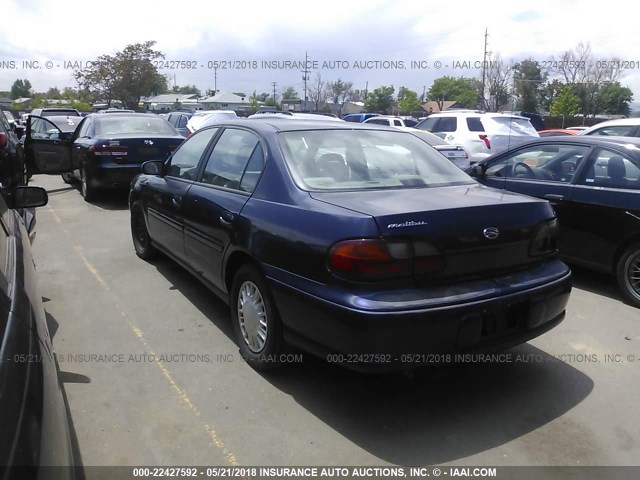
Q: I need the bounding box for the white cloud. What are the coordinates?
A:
[0,0,639,98]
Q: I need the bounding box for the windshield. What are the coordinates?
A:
[95,116,177,136]
[278,129,474,191]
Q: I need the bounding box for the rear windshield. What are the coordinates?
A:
[484,117,538,136]
[95,116,177,136]
[278,129,473,191]
[41,109,81,117]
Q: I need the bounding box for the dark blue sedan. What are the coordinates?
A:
[468,136,640,308]
[130,120,572,371]
[24,112,185,201]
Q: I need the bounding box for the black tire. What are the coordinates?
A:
[61,172,75,184]
[616,243,640,308]
[230,264,283,371]
[130,201,159,260]
[80,166,97,202]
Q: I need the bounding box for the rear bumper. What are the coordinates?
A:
[267,259,572,371]
[86,162,143,189]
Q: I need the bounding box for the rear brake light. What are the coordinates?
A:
[529,219,558,257]
[479,134,491,149]
[90,144,128,156]
[328,239,444,281]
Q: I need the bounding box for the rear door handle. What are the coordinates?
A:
[543,194,564,201]
[171,196,182,207]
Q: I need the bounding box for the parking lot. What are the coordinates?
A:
[32,173,640,470]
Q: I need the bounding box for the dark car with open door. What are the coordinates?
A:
[468,136,640,308]
[23,112,185,201]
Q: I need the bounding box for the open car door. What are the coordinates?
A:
[24,116,76,174]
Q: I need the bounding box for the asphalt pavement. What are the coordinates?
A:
[30,174,640,472]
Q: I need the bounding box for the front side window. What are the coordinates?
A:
[485,143,591,183]
[166,128,218,179]
[278,129,473,191]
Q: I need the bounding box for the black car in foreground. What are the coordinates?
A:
[24,112,185,201]
[0,185,76,479]
[468,136,640,307]
[0,109,27,187]
[130,120,572,371]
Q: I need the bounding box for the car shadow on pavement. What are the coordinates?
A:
[151,258,235,341]
[570,265,625,303]
[259,344,594,465]
[88,192,130,211]
[48,311,87,480]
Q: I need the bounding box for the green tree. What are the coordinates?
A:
[550,86,580,125]
[45,87,61,99]
[364,85,395,113]
[512,59,546,112]
[599,82,633,116]
[327,78,353,114]
[428,76,478,110]
[75,41,167,109]
[171,84,201,95]
[10,79,32,99]
[539,79,565,112]
[282,86,298,99]
[397,87,422,113]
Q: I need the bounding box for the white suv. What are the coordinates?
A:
[415,111,539,162]
[363,115,419,127]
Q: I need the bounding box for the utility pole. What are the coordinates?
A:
[213,67,218,95]
[480,28,489,110]
[421,85,426,103]
[301,51,310,111]
[272,82,277,105]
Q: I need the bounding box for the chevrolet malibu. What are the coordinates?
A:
[130,120,572,371]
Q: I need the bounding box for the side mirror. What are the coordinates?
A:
[468,163,486,177]
[142,160,165,176]
[11,186,49,209]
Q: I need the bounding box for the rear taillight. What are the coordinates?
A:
[529,219,558,257]
[89,144,128,156]
[328,239,444,281]
[479,134,491,149]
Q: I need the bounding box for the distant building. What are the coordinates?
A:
[12,97,32,109]
[142,94,203,112]
[0,96,13,108]
[199,92,251,112]
[421,100,460,113]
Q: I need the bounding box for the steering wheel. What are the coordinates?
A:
[512,161,535,178]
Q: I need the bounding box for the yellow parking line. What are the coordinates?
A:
[71,244,240,465]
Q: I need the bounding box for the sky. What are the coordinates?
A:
[0,0,638,104]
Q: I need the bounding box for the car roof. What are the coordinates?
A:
[581,118,640,129]
[427,111,530,121]
[210,119,425,133]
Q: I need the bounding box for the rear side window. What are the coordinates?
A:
[200,129,263,191]
[466,117,485,132]
[580,148,640,189]
[586,125,638,137]
[434,117,457,132]
[485,118,538,136]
